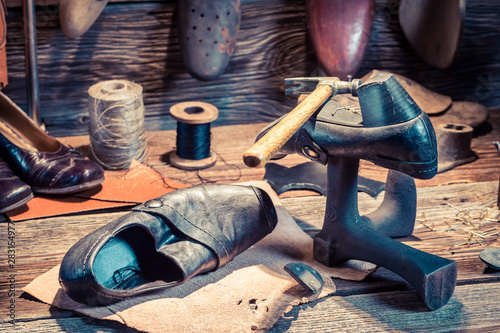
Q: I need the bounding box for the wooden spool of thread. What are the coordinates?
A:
[169,101,218,170]
[88,79,148,170]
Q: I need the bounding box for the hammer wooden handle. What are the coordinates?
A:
[243,84,333,167]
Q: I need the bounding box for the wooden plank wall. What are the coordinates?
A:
[2,0,500,137]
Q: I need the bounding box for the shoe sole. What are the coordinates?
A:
[0,192,35,214]
[30,177,105,195]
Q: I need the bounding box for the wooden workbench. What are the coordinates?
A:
[1,110,499,332]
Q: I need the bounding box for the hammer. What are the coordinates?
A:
[243,74,457,309]
[243,77,360,168]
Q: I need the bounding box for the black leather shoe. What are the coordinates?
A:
[59,184,277,306]
[0,91,104,194]
[260,74,438,179]
[0,157,33,213]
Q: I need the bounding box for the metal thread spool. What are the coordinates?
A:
[88,79,148,170]
[169,101,218,170]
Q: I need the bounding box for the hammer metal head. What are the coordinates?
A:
[285,77,362,97]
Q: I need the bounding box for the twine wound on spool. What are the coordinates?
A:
[88,79,148,170]
[169,101,218,170]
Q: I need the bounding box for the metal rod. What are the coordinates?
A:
[23,0,41,125]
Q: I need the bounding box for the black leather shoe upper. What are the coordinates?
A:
[265,74,438,179]
[0,138,105,194]
[59,184,278,306]
[0,91,104,194]
[294,111,438,179]
[0,157,33,213]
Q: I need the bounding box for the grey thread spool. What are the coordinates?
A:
[169,101,218,170]
[88,79,148,170]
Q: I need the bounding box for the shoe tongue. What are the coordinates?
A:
[357,73,422,127]
[157,240,217,281]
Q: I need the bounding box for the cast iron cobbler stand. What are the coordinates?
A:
[243,74,457,310]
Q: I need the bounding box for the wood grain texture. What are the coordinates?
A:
[1,315,143,332]
[0,181,498,330]
[268,282,500,332]
[0,111,498,332]
[1,0,499,137]
[3,0,316,137]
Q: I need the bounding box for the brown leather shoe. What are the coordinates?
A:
[0,156,33,213]
[0,91,104,194]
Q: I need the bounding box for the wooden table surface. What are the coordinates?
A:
[1,110,499,332]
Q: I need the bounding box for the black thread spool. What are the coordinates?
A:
[169,102,218,170]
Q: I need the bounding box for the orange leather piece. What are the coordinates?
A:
[0,47,8,89]
[0,0,8,89]
[7,161,189,221]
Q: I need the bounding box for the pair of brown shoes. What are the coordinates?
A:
[0,91,105,213]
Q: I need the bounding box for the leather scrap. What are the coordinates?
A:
[7,160,189,221]
[264,162,385,198]
[0,0,7,88]
[429,101,489,128]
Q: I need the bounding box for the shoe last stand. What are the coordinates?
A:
[244,74,457,310]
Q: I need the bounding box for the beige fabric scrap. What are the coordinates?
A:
[23,181,377,332]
